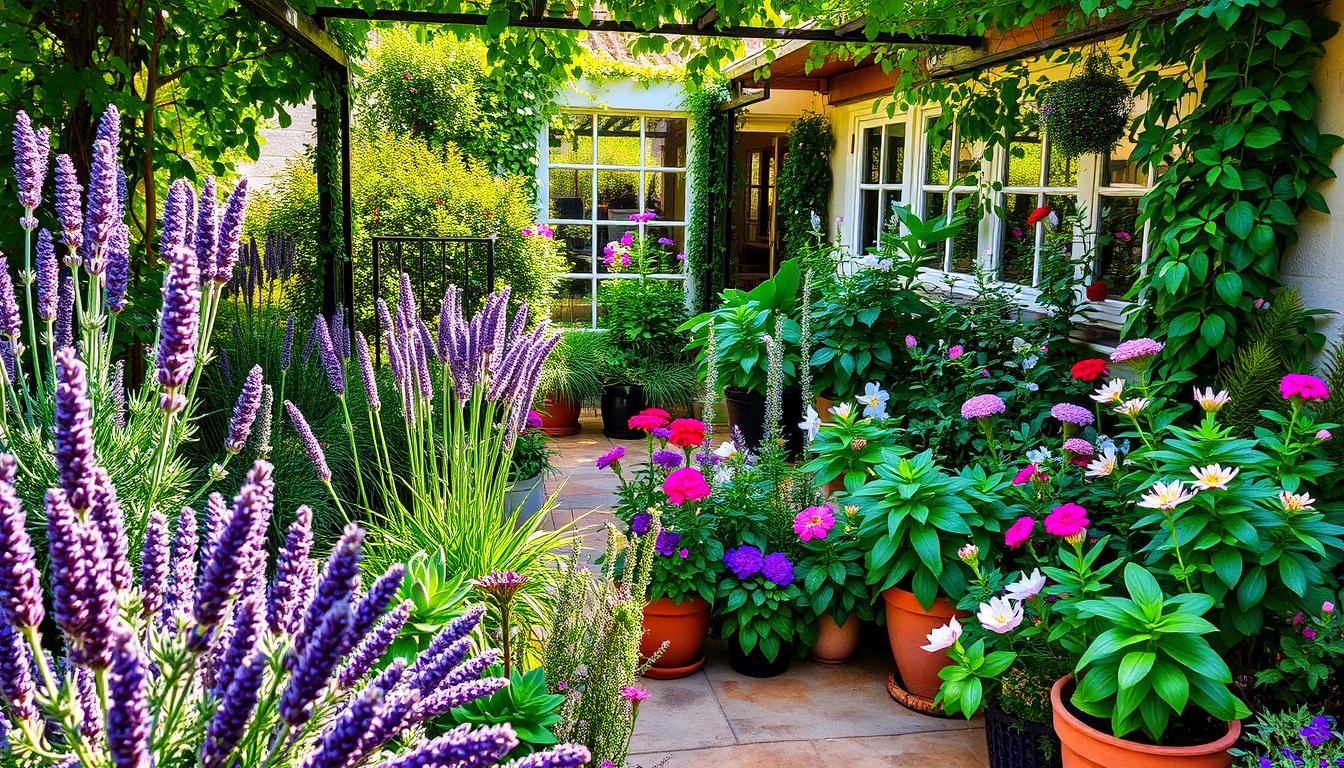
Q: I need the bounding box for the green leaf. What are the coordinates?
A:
[1122,563,1164,613]
[1213,271,1243,305]
[1118,651,1156,689]
[1225,201,1255,238]
[1244,125,1281,148]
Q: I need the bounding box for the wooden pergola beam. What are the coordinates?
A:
[239,0,349,67]
[310,6,983,48]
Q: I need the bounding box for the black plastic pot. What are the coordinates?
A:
[600,384,646,440]
[985,706,1062,768]
[723,386,804,457]
[727,635,791,678]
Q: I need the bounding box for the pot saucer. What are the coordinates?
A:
[642,655,706,680]
[886,669,955,718]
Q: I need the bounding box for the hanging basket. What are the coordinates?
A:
[1040,54,1134,158]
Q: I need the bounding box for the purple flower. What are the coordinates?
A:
[226,365,265,454]
[0,267,17,340]
[46,486,117,665]
[960,393,1006,420]
[12,111,49,221]
[724,545,763,579]
[340,600,411,688]
[156,222,201,412]
[297,524,364,660]
[202,492,230,568]
[162,504,198,623]
[89,467,132,592]
[35,229,58,321]
[286,400,331,481]
[311,686,385,768]
[313,316,345,395]
[194,460,275,633]
[0,619,36,720]
[596,444,625,470]
[268,504,314,634]
[52,346,98,510]
[762,552,795,587]
[652,426,671,439]
[55,270,73,348]
[503,745,593,768]
[281,601,352,726]
[657,237,675,246]
[652,449,683,469]
[194,177,219,282]
[281,311,296,370]
[350,564,406,653]
[86,118,122,260]
[139,510,170,619]
[1051,402,1094,427]
[376,723,519,768]
[655,530,682,557]
[0,455,43,628]
[203,653,264,767]
[1109,337,1165,364]
[214,178,249,282]
[106,627,149,768]
[356,331,381,411]
[54,154,83,251]
[209,597,263,696]
[105,222,130,306]
[630,512,652,535]
[1063,437,1095,457]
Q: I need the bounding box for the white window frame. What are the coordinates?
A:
[849,111,913,254]
[913,108,982,274]
[539,110,691,327]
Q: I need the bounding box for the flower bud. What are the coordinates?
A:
[1065,529,1087,547]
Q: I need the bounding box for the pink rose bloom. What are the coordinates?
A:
[1044,503,1089,537]
[663,466,711,506]
[948,344,965,359]
[1004,516,1035,549]
[793,504,836,542]
[1011,465,1038,485]
[1280,373,1330,402]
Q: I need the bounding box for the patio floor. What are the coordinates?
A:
[540,414,989,767]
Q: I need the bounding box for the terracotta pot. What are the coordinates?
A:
[882,586,964,700]
[823,478,845,497]
[815,394,836,422]
[538,396,581,436]
[810,615,862,664]
[640,596,710,679]
[1050,676,1240,768]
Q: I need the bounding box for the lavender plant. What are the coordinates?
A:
[0,334,590,768]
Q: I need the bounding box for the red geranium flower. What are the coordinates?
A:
[1085,280,1108,302]
[1070,358,1109,382]
[667,418,706,448]
[1026,205,1052,226]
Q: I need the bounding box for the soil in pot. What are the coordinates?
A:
[538,396,581,436]
[1050,677,1239,768]
[728,635,791,678]
[810,615,861,664]
[724,386,804,456]
[640,596,710,679]
[601,384,646,440]
[985,706,1062,768]
[882,586,965,701]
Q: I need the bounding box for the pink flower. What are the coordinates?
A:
[527,409,543,429]
[1324,601,1336,614]
[793,504,836,542]
[1280,373,1330,402]
[1109,337,1164,364]
[1114,230,1132,242]
[663,467,711,506]
[1004,516,1035,549]
[1011,465,1038,485]
[948,344,965,359]
[1044,503,1088,537]
[1303,627,1317,640]
[667,418,707,448]
[628,410,669,431]
[905,335,917,349]
[620,254,631,267]
[1293,612,1305,627]
[676,251,686,261]
[620,685,651,702]
[521,226,534,237]
[679,548,689,558]
[620,231,634,247]
[960,393,1005,420]
[1011,226,1024,239]
[1317,429,1333,441]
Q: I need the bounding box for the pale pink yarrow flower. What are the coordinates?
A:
[1109,337,1164,364]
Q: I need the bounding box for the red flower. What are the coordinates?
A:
[667,418,706,448]
[1085,280,1108,302]
[1070,358,1109,382]
[1026,205,1052,226]
[641,407,671,421]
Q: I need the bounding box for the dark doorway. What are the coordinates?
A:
[732,131,785,290]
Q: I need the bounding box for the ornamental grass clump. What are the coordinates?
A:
[0,347,588,768]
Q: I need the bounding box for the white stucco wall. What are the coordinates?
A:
[237,99,317,191]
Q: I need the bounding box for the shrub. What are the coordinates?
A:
[776,114,834,260]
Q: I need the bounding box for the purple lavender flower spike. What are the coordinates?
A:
[105,223,130,313]
[0,455,43,628]
[0,617,37,720]
[0,341,13,385]
[35,229,58,322]
[203,492,230,566]
[202,653,264,768]
[162,505,198,625]
[339,600,411,689]
[194,460,274,634]
[281,601,351,727]
[86,137,121,265]
[194,176,219,284]
[356,332,381,411]
[46,487,105,660]
[106,626,149,768]
[55,270,74,348]
[349,563,405,648]
[411,677,511,723]
[316,315,345,395]
[12,111,49,224]
[281,311,296,371]
[80,528,119,669]
[286,401,332,482]
[268,504,313,634]
[214,178,248,283]
[210,596,262,698]
[75,663,102,738]
[159,178,194,265]
[310,686,385,768]
[156,228,201,413]
[54,154,84,251]
[376,723,519,768]
[297,524,364,658]
[52,346,98,510]
[89,467,133,592]
[445,648,503,687]
[411,604,485,675]
[96,103,121,145]
[410,636,473,695]
[139,510,170,619]
[226,365,264,454]
[0,267,19,341]
[501,745,594,768]
[302,314,320,366]
[219,347,232,388]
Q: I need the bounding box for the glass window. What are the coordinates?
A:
[918,114,978,274]
[996,106,1079,288]
[548,114,593,165]
[857,119,909,255]
[645,117,687,168]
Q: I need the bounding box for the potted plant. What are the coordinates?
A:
[537,329,604,435]
[600,407,721,678]
[681,259,803,452]
[801,396,905,497]
[794,502,874,664]
[1039,53,1135,159]
[597,213,692,439]
[505,410,556,524]
[718,542,805,677]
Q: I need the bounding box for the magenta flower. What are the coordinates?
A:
[1280,373,1330,402]
[905,334,917,348]
[1044,503,1089,537]
[620,685,650,703]
[662,466,711,506]
[620,231,634,247]
[1109,337,1165,364]
[1004,516,1035,549]
[961,393,1006,420]
[1063,437,1095,457]
[793,504,835,542]
[1011,465,1038,485]
[948,344,965,359]
[595,445,625,471]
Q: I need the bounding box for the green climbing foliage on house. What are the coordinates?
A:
[776,113,835,261]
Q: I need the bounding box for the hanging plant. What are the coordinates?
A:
[1040,54,1134,158]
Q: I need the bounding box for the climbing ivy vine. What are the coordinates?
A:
[776,113,835,260]
[685,78,733,312]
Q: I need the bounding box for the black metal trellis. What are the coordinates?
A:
[370,235,497,366]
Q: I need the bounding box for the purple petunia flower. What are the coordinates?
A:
[761,552,794,587]
[655,530,681,557]
[596,445,625,470]
[1051,402,1094,427]
[630,512,652,535]
[652,449,683,469]
[286,401,331,482]
[225,365,265,454]
[35,229,58,321]
[12,111,49,223]
[724,545,763,579]
[0,454,44,628]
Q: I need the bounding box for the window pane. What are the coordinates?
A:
[645,117,687,167]
[1038,193,1079,283]
[596,116,641,166]
[922,191,948,267]
[1104,132,1146,188]
[644,225,686,272]
[955,137,979,179]
[1045,139,1077,187]
[1006,117,1043,187]
[860,188,881,253]
[549,114,593,164]
[597,170,640,218]
[552,278,593,325]
[949,194,978,274]
[881,190,902,228]
[1098,195,1143,296]
[556,224,593,274]
[883,124,906,185]
[644,171,685,221]
[549,168,591,220]
[924,118,952,186]
[862,127,882,184]
[999,193,1037,284]
[750,152,762,185]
